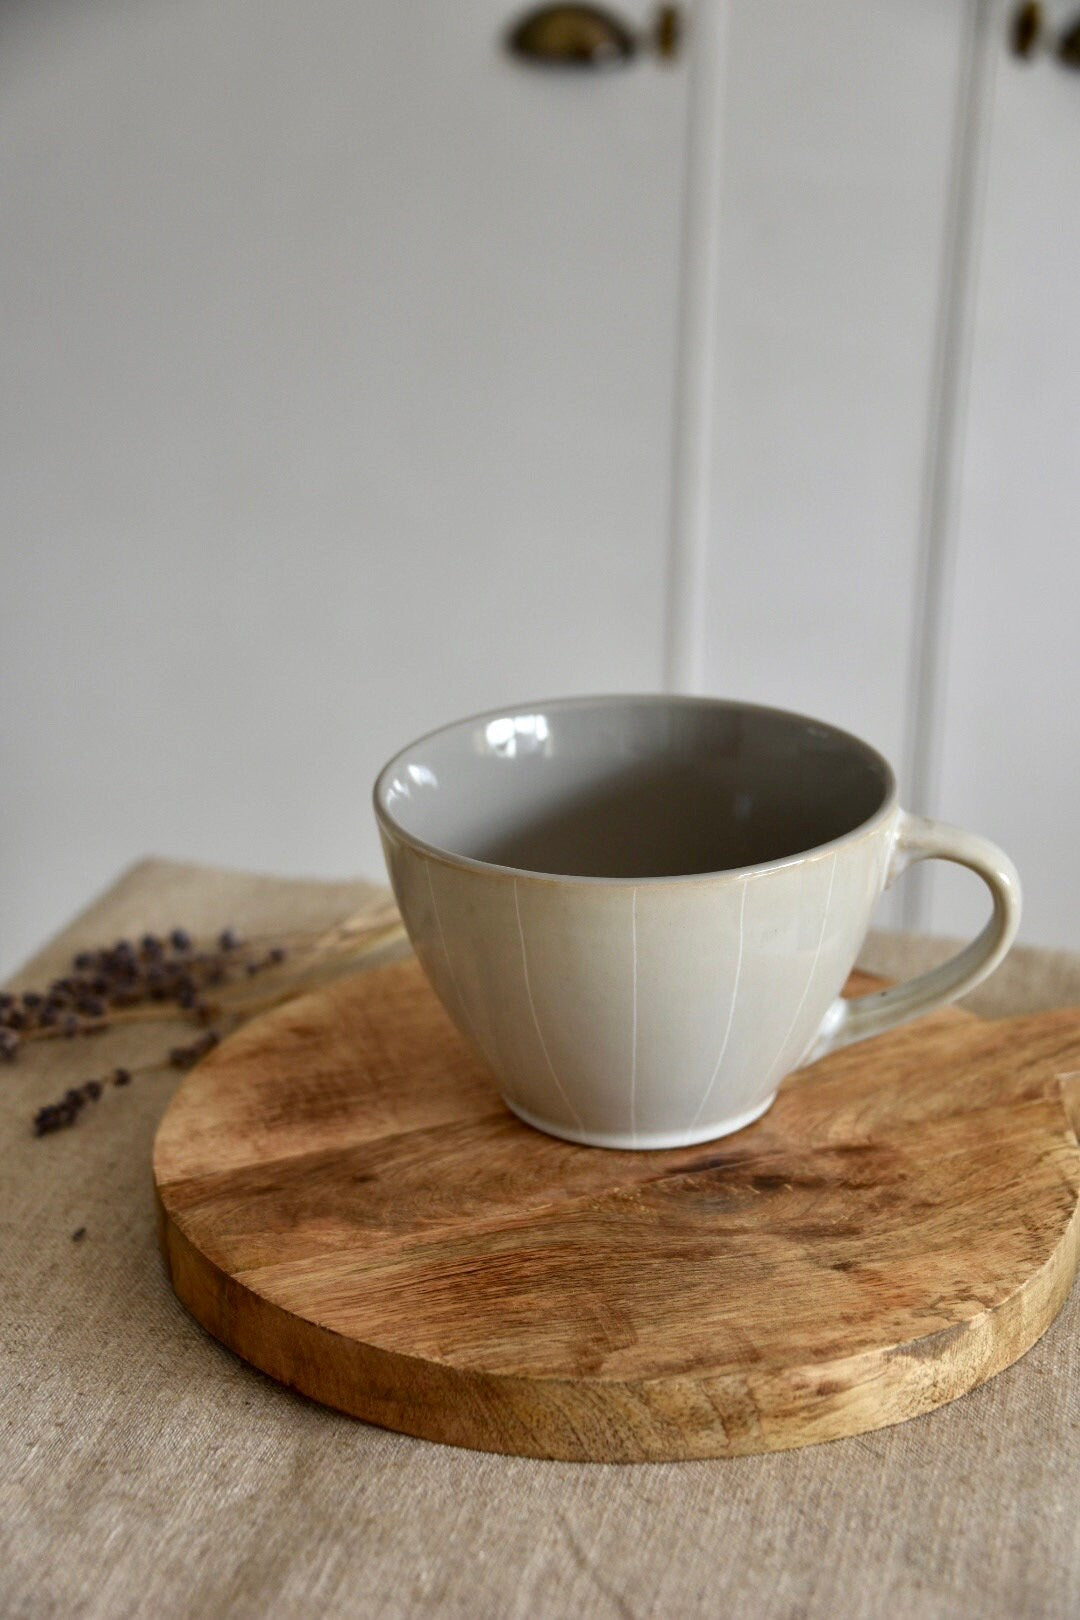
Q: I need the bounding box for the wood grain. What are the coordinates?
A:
[154,958,1080,1461]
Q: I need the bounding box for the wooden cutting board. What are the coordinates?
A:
[154,957,1080,1461]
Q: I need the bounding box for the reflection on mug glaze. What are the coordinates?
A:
[484,714,551,759]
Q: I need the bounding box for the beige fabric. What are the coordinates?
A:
[2,859,1078,1620]
[861,930,1080,1022]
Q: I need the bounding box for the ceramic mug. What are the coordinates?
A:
[374,695,1020,1150]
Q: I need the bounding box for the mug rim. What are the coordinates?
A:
[373,693,899,887]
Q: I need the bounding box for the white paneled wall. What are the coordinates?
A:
[1,0,685,974]
[693,0,971,934]
[2,0,1075,972]
[928,7,1080,949]
[699,0,965,775]
[695,0,1076,948]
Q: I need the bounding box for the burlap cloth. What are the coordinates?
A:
[3,860,1078,1619]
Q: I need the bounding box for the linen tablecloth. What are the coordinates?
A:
[3,859,1078,1619]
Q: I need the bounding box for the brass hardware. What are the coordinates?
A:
[1010,1,1044,57]
[654,5,681,61]
[507,4,637,66]
[1058,13,1080,65]
[505,4,680,69]
[1008,1,1080,66]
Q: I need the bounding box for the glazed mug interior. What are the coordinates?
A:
[378,697,893,879]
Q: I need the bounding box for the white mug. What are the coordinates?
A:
[374,695,1020,1150]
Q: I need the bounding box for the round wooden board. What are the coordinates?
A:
[154,958,1080,1462]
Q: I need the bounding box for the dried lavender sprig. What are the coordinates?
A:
[5,932,261,1048]
[13,919,403,1056]
[5,904,401,1057]
[31,1053,210,1136]
[168,1030,221,1069]
[19,901,405,1137]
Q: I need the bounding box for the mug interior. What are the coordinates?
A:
[375,697,894,880]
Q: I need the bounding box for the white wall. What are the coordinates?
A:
[701,0,965,777]
[699,0,1078,949]
[3,0,1075,974]
[927,7,1080,948]
[1,0,685,973]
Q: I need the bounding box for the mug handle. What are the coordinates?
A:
[805,811,1021,1065]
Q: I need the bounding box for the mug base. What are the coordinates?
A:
[503,1092,778,1152]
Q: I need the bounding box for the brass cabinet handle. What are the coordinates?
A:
[1009,1,1080,66]
[1011,1,1044,56]
[1059,12,1080,65]
[505,4,680,69]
